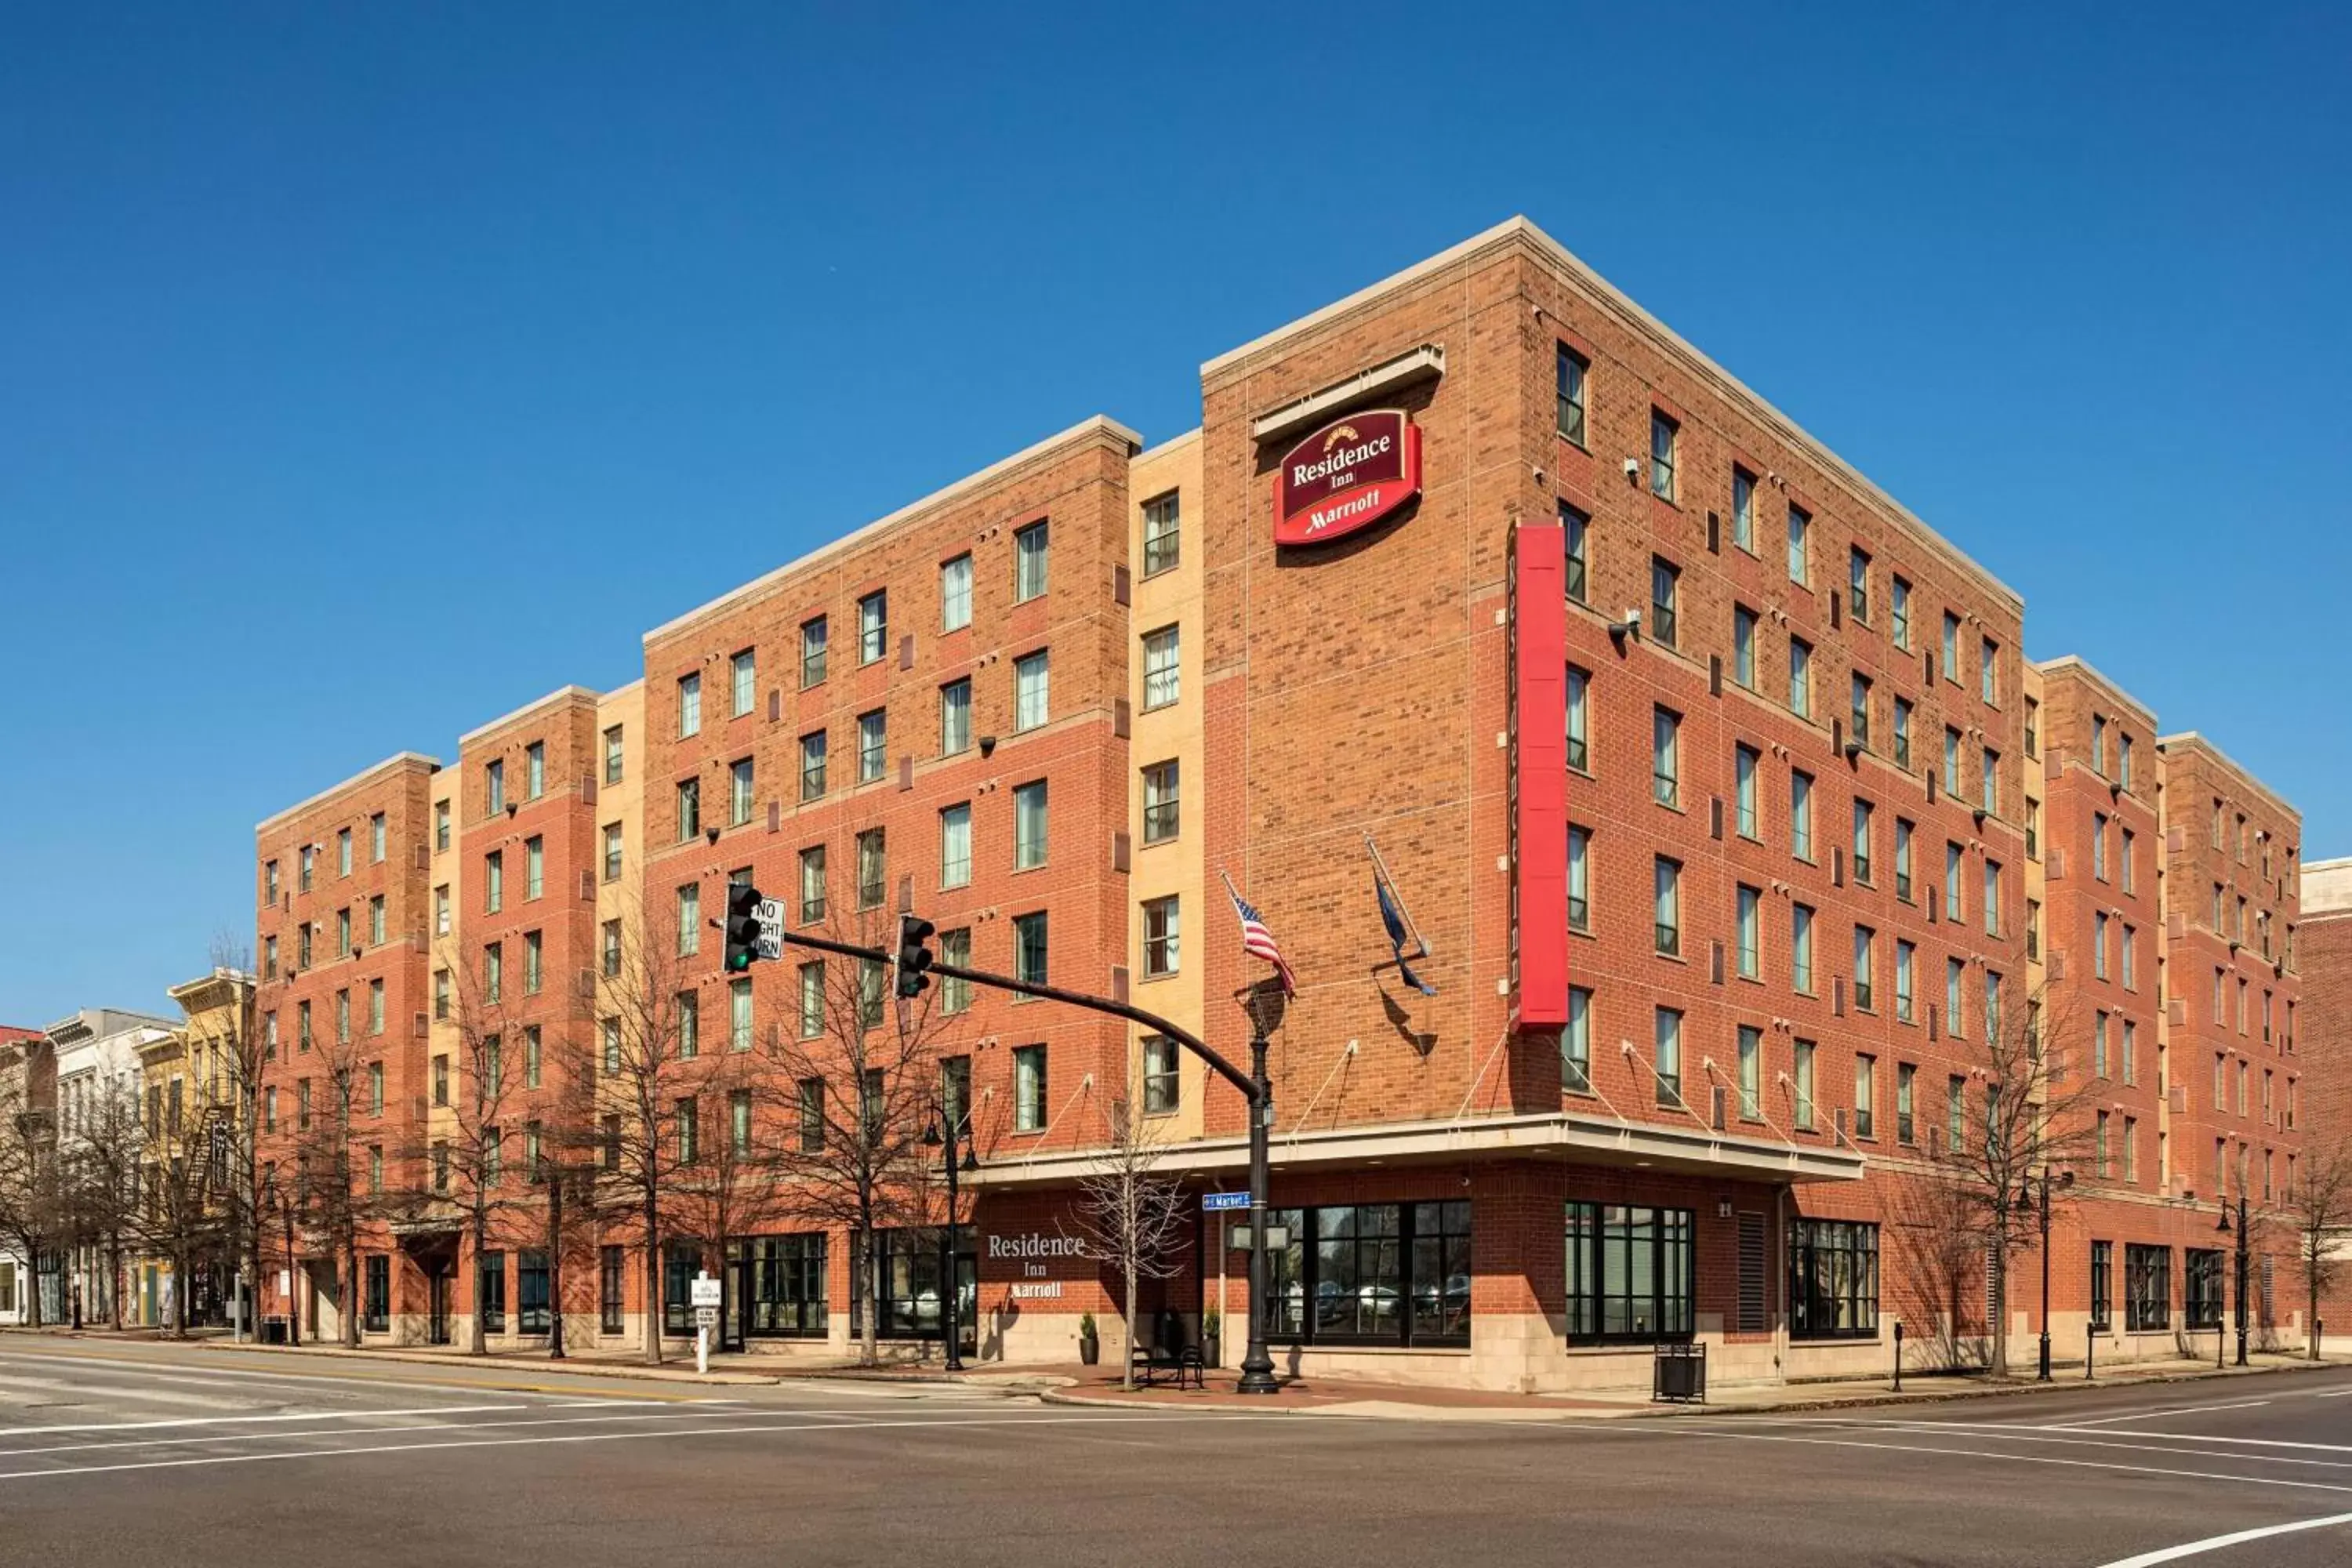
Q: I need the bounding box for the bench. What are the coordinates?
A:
[1129,1345,1205,1389]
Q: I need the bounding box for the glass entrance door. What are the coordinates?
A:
[426,1262,451,1345]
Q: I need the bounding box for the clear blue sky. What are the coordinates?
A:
[2,3,2345,1025]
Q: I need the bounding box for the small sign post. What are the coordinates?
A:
[1201,1191,1251,1213]
[691,1271,723,1374]
[753,899,785,961]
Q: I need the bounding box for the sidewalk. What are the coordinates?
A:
[1029,1350,2352,1421]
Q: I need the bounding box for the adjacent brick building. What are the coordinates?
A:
[249,217,2318,1385]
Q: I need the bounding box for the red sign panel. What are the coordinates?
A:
[1271,408,1421,547]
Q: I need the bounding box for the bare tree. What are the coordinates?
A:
[398,942,541,1356]
[198,935,269,1345]
[1924,985,2104,1379]
[657,1045,797,1325]
[285,1033,372,1347]
[64,1078,146,1330]
[768,907,960,1368]
[590,893,705,1364]
[2283,1134,2352,1359]
[124,1076,226,1338]
[1065,1097,1190,1389]
[0,1066,61,1328]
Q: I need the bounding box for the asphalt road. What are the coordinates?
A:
[3,1338,2350,1567]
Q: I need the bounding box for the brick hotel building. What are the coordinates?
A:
[251,218,2313,1388]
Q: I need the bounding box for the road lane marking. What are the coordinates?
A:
[1710,1417,2352,1473]
[0,1404,896,1458]
[0,1410,1253,1483]
[2091,1510,2352,1566]
[1619,1421,2352,1497]
[0,1349,735,1404]
[0,1404,525,1436]
[2061,1399,2273,1426]
[1758,1415,2352,1457]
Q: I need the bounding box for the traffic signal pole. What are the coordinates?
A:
[768,924,1279,1392]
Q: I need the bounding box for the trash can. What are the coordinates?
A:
[1653,1341,1706,1403]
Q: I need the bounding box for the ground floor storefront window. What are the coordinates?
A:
[1265,1202,1470,1348]
[1787,1218,1878,1339]
[1564,1202,1693,1343]
[2089,1240,2111,1330]
[363,1254,390,1333]
[854,1229,974,1343]
[732,1233,828,1337]
[664,1242,700,1334]
[2185,1248,2223,1330]
[518,1250,550,1334]
[2125,1243,2170,1330]
[477,1250,506,1334]
[600,1245,624,1334]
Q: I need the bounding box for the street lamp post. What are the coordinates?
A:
[2033,1167,2072,1381]
[543,1162,568,1360]
[924,1096,978,1374]
[2217,1182,2251,1367]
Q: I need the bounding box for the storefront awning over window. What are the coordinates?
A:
[967,1109,1864,1191]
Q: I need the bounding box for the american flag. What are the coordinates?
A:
[1223,873,1297,996]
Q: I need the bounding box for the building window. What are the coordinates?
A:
[1896,1062,1916,1143]
[1653,1007,1682,1107]
[1854,927,1876,1012]
[1014,1044,1047,1132]
[600,1246,625,1334]
[523,741,545,801]
[677,673,701,739]
[797,962,824,1039]
[1565,1202,1694,1342]
[1947,958,1965,1037]
[1793,903,1815,993]
[477,1251,506,1336]
[1733,605,1757,688]
[938,928,971,1014]
[300,844,316,891]
[1735,744,1759,838]
[369,978,385,1035]
[676,883,700,956]
[1945,841,1965,922]
[1795,1039,1816,1130]
[1788,637,1812,718]
[1013,780,1048,869]
[1848,547,1871,622]
[1791,770,1814,861]
[1649,411,1677,501]
[1142,626,1180,710]
[2120,826,2135,892]
[1142,895,1180,978]
[1142,760,1179,844]
[1850,674,1871,752]
[1261,1202,1472,1348]
[739,1234,829,1337]
[1736,884,1760,978]
[1555,344,1588,445]
[939,678,971,756]
[484,942,503,1004]
[1570,828,1593,934]
[1142,1035,1180,1115]
[858,590,887,664]
[1731,466,1755,550]
[1738,1025,1762,1120]
[485,851,504,914]
[799,845,826,924]
[729,757,755,826]
[604,724,626,785]
[800,615,829,687]
[858,710,887,782]
[675,778,700,842]
[1890,575,1911,649]
[1562,503,1588,604]
[1940,612,1962,684]
[337,826,353,877]
[1980,637,1999,704]
[939,803,972,889]
[1014,518,1050,601]
[856,829,886,909]
[1565,666,1590,771]
[1893,697,1913,771]
[800,730,827,800]
[1984,859,2002,937]
[1787,505,1809,586]
[1652,706,1679,808]
[730,978,753,1053]
[1013,911,1048,988]
[2125,1244,2170,1332]
[1788,1219,1880,1339]
[364,1254,390,1333]
[1981,747,1999,815]
[1649,557,1679,648]
[1142,491,1181,575]
[1653,856,1680,956]
[940,554,973,633]
[1855,1054,1876,1138]
[677,991,699,1059]
[2183,1248,2223,1330]
[1014,650,1051,731]
[1563,986,1592,1093]
[1853,798,1875,884]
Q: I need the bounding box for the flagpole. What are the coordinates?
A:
[1220,866,1281,1396]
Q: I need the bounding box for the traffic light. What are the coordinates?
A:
[724,883,766,973]
[894,913,936,998]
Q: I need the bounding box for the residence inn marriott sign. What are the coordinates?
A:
[1271,408,1421,546]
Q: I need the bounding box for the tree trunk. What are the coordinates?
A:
[1988,1220,2009,1379]
[469,1212,488,1356]
[1122,1257,1139,1392]
[641,1197,662,1365]
[109,1233,125,1330]
[344,1232,360,1348]
[857,1188,877,1369]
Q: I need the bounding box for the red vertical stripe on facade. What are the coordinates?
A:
[1514,522,1568,1026]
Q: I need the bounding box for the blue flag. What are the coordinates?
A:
[1370,844,1436,996]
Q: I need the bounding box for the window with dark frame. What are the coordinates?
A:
[1561,503,1588,604]
[1142,491,1181,575]
[2125,1243,2170,1331]
[1788,1218,1879,1339]
[363,1254,390,1334]
[1555,344,1588,445]
[2186,1248,2224,1330]
[518,1250,550,1334]
[477,1250,506,1335]
[2089,1240,2111,1330]
[1142,760,1179,844]
[600,1245,625,1333]
[1565,1202,1694,1342]
[1264,1201,1471,1348]
[735,1233,829,1337]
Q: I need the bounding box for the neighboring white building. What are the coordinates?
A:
[45,1007,176,1324]
[0,1024,47,1325]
